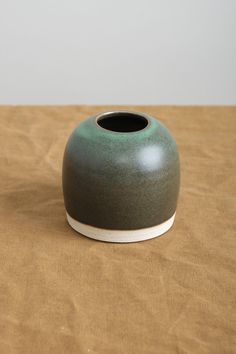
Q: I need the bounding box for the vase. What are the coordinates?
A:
[62,110,180,243]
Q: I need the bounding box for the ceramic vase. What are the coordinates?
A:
[63,111,180,243]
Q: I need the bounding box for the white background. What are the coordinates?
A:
[0,0,235,105]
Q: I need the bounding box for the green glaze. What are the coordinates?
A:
[63,111,180,230]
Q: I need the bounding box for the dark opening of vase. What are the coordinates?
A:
[97,112,148,133]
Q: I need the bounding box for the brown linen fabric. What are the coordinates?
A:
[0,106,235,354]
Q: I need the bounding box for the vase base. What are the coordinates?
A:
[66,212,176,243]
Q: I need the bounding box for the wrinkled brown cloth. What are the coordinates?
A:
[0,106,235,354]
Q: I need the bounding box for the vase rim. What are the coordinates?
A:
[94,110,152,134]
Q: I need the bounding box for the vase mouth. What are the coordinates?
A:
[95,111,150,133]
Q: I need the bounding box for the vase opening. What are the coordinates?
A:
[97,112,148,133]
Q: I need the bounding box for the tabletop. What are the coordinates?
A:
[0,105,235,354]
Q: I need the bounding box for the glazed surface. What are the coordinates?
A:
[63,112,180,230]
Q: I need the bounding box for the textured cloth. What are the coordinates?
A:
[0,106,235,354]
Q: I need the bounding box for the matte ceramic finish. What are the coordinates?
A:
[66,212,176,243]
[63,111,180,234]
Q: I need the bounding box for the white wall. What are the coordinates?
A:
[0,0,235,105]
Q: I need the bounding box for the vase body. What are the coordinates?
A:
[62,111,180,242]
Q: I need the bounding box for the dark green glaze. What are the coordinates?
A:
[63,111,180,230]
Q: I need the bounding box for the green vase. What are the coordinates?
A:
[63,111,180,243]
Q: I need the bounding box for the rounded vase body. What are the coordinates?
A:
[62,111,180,243]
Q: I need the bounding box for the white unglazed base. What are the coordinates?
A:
[66,212,176,243]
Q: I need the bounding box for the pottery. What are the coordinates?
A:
[62,111,180,243]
